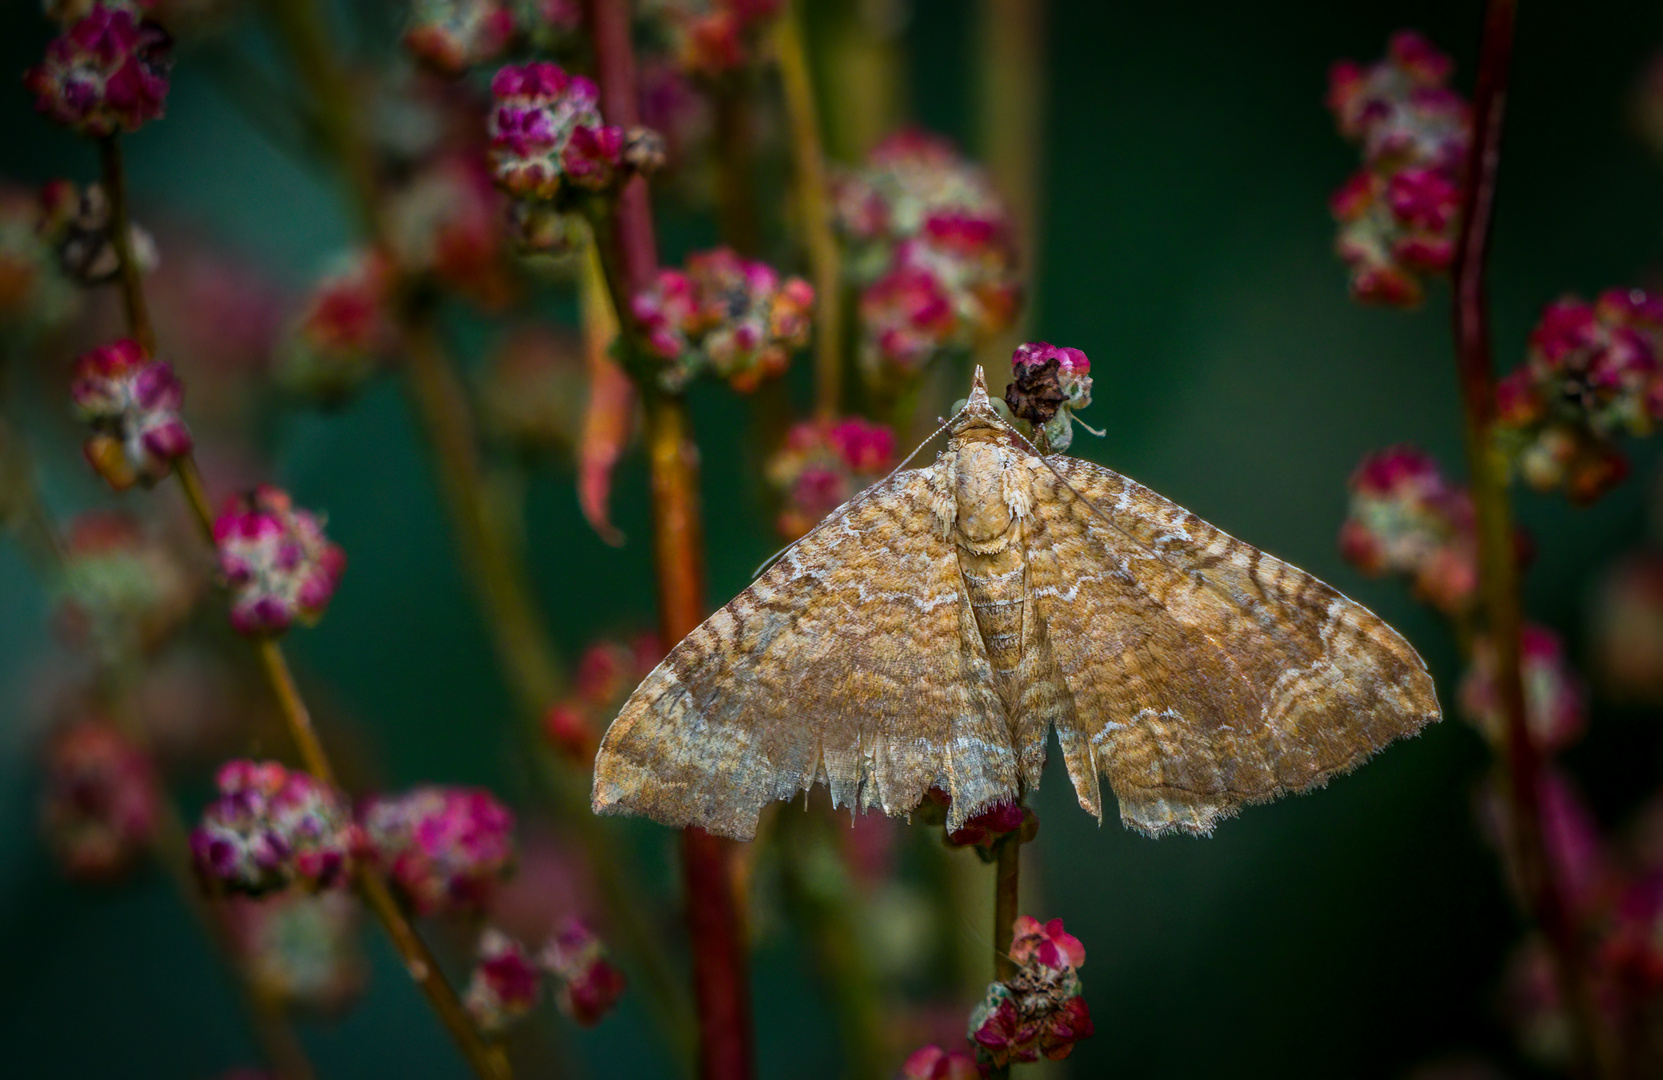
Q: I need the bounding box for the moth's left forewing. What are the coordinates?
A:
[1025,455,1442,837]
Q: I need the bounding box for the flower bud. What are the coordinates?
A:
[40,719,159,882]
[969,915,1093,1067]
[765,416,897,539]
[362,786,516,916]
[541,917,627,1026]
[403,0,516,75]
[488,62,620,200]
[25,3,172,137]
[465,928,542,1034]
[1005,342,1093,452]
[191,760,362,894]
[212,487,346,636]
[70,338,193,490]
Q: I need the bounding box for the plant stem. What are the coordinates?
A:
[586,0,757,1074]
[98,136,154,356]
[774,0,845,419]
[97,127,511,1080]
[987,825,1023,1080]
[1449,4,1618,1078]
[712,77,763,258]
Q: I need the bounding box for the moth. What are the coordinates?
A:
[593,369,1441,840]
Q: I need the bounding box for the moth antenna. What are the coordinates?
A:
[1002,413,1187,573]
[751,403,967,580]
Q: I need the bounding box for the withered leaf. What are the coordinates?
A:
[593,369,1440,839]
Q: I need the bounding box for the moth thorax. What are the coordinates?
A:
[953,441,1021,544]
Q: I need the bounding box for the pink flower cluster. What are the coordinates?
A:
[542,634,661,762]
[1457,624,1587,754]
[1337,446,1478,618]
[1495,289,1663,503]
[404,0,516,75]
[1326,31,1471,306]
[190,760,362,895]
[462,920,627,1034]
[465,928,542,1034]
[764,416,897,539]
[969,915,1094,1067]
[541,917,628,1025]
[488,62,624,200]
[70,338,193,491]
[835,132,1019,382]
[946,800,1030,854]
[1005,342,1094,453]
[632,247,814,392]
[24,3,172,137]
[361,786,516,916]
[649,0,781,76]
[897,1045,978,1080]
[275,251,397,403]
[213,486,346,637]
[39,720,159,882]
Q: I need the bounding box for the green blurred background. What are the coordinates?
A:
[4,1,1663,1077]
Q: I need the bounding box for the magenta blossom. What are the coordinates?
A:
[403,0,516,74]
[765,416,897,539]
[24,3,172,137]
[1005,341,1095,452]
[1458,624,1587,755]
[898,1044,978,1080]
[487,61,622,200]
[633,247,814,392]
[70,338,193,491]
[40,720,159,882]
[465,929,542,1034]
[191,760,362,895]
[969,914,1093,1067]
[541,917,627,1026]
[1337,446,1478,618]
[362,786,516,916]
[213,487,346,637]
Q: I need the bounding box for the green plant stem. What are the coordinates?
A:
[773,0,845,419]
[97,126,510,1080]
[1449,3,1619,1078]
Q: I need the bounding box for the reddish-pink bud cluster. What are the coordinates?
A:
[191,760,363,895]
[24,3,172,137]
[765,416,897,539]
[1494,289,1663,503]
[542,634,661,762]
[462,920,627,1034]
[1006,342,1094,452]
[651,0,782,76]
[403,0,517,75]
[541,917,628,1026]
[835,132,1019,382]
[361,786,516,916]
[465,928,543,1034]
[1458,624,1587,755]
[1337,446,1478,617]
[1326,31,1470,306]
[488,62,622,200]
[213,486,346,637]
[969,915,1094,1067]
[897,1045,979,1080]
[276,251,397,403]
[946,800,1031,854]
[39,720,160,882]
[70,338,193,491]
[632,247,814,391]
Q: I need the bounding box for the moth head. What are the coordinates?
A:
[948,366,1009,439]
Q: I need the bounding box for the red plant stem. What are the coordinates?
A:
[984,820,1023,1080]
[98,136,154,357]
[586,1,756,1076]
[1449,4,1617,1078]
